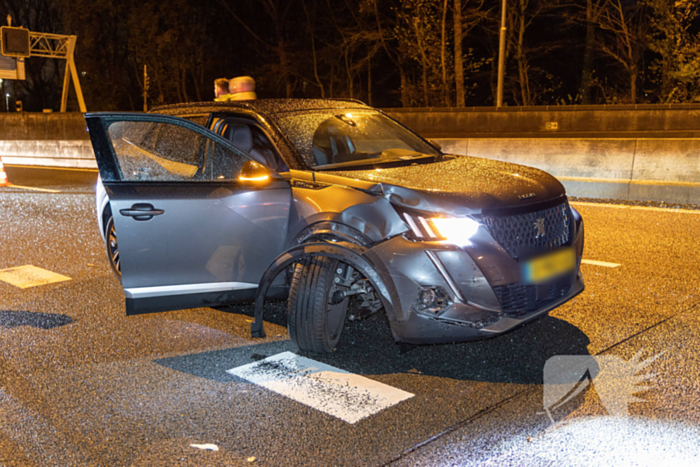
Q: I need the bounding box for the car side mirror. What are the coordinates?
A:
[428,139,442,151]
[239,160,273,183]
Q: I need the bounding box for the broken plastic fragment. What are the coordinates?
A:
[190,443,219,451]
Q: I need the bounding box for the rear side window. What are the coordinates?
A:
[106,120,246,182]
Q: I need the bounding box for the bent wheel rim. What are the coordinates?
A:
[107,221,121,276]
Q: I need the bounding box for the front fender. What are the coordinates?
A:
[289,184,408,245]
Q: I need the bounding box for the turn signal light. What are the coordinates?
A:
[239,160,272,183]
[240,174,269,182]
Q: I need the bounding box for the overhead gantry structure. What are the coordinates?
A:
[28,32,86,112]
[1,18,86,112]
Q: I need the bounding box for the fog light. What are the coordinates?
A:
[414,286,451,316]
[419,288,436,307]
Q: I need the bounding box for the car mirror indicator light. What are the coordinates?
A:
[239,160,272,183]
[240,174,269,182]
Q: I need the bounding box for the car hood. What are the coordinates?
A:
[312,155,566,214]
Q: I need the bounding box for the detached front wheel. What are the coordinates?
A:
[288,257,350,353]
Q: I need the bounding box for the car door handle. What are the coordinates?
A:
[120,203,165,221]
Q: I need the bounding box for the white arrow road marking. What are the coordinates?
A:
[227,351,414,424]
[581,259,621,268]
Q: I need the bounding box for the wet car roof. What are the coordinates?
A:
[152,98,371,119]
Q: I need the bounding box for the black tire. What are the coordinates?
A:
[105,215,121,281]
[288,257,349,353]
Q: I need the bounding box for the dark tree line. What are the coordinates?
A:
[2,0,700,111]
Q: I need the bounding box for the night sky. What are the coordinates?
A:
[1,0,699,111]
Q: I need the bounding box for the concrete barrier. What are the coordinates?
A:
[432,138,700,204]
[2,107,700,203]
[0,113,95,169]
[0,140,95,168]
[384,105,700,204]
[384,104,700,138]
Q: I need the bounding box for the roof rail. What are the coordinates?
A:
[326,98,367,105]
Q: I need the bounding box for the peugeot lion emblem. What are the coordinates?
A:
[534,218,546,237]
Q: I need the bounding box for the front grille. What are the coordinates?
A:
[493,282,571,317]
[483,202,570,259]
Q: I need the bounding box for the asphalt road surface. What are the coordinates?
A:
[1,169,700,466]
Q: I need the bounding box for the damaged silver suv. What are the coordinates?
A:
[88,99,584,353]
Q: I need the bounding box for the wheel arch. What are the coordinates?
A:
[251,242,400,338]
[290,220,375,248]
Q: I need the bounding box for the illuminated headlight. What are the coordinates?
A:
[403,212,480,246]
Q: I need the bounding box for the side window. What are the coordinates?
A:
[107,120,207,181]
[220,119,288,172]
[106,120,246,182]
[211,142,246,181]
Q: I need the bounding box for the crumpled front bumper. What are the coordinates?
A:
[386,272,584,344]
[362,212,585,344]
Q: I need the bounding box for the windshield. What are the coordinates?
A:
[276,110,440,169]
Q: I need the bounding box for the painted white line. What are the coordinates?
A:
[0,265,72,288]
[581,259,621,268]
[5,184,60,193]
[227,351,414,424]
[571,201,700,215]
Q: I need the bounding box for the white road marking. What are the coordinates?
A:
[3,184,60,193]
[227,351,414,424]
[0,265,72,288]
[571,201,700,215]
[581,259,621,268]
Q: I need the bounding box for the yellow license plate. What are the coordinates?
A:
[522,248,576,284]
